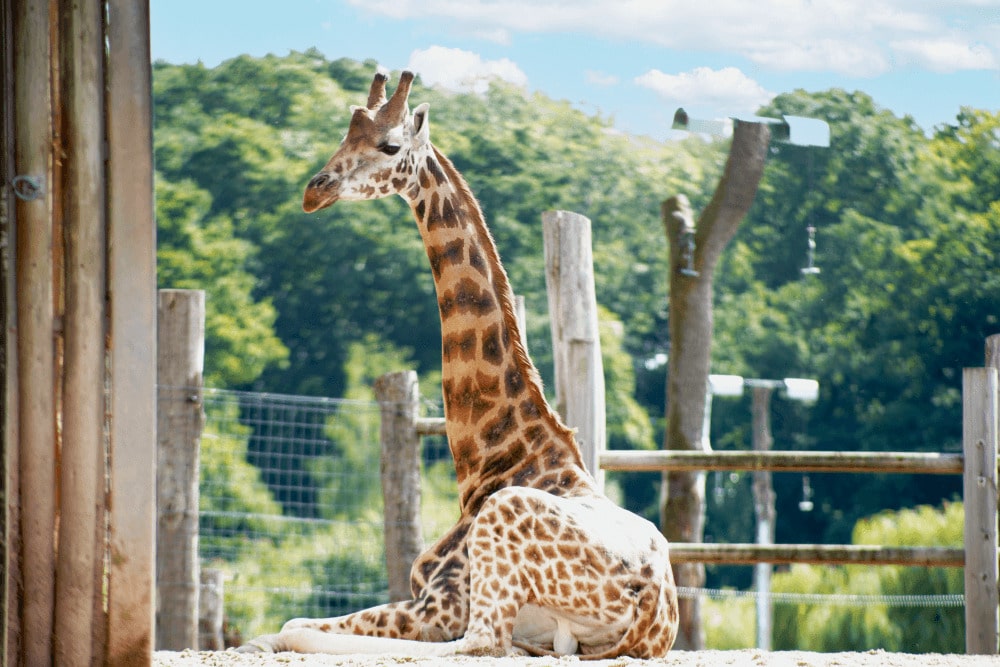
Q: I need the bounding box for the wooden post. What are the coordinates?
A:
[542,210,606,489]
[987,335,1000,370]
[750,386,776,651]
[375,371,424,602]
[54,1,107,663]
[199,569,226,650]
[105,0,157,663]
[963,366,999,655]
[156,289,206,650]
[13,1,56,664]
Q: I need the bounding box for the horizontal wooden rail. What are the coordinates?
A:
[600,450,964,474]
[416,417,447,437]
[667,543,965,567]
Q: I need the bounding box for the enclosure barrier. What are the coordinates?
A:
[600,360,999,656]
[383,350,998,655]
[4,2,157,664]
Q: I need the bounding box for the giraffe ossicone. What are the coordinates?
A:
[239,69,679,659]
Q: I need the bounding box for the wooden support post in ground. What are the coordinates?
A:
[542,210,606,490]
[54,1,107,662]
[962,360,1000,655]
[963,365,999,655]
[199,569,226,650]
[156,289,206,650]
[105,0,157,662]
[12,1,56,663]
[375,370,425,602]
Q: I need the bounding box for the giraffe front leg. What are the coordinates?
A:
[236,588,469,654]
[455,491,534,657]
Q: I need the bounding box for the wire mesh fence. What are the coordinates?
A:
[196,387,454,641]
[187,386,967,650]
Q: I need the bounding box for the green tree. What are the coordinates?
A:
[156,174,287,387]
[705,92,996,547]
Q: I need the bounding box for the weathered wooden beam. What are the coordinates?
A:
[963,366,999,654]
[55,0,107,662]
[416,417,447,437]
[105,0,157,662]
[156,290,205,651]
[667,543,964,567]
[375,371,425,603]
[13,1,56,664]
[543,210,606,489]
[600,449,965,474]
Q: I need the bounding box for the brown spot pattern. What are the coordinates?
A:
[438,278,496,320]
[481,324,503,365]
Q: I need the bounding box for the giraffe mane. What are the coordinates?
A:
[429,144,580,450]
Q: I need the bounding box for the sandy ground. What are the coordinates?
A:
[154,650,1000,667]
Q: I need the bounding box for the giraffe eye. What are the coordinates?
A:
[378,143,401,156]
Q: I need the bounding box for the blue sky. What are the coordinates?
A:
[150,0,1000,140]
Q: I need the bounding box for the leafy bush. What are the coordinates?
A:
[704,594,755,649]
[771,502,963,652]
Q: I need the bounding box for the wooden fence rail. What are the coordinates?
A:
[601,450,966,474]
[594,360,999,656]
[606,451,969,566]
[609,448,972,568]
[664,544,964,567]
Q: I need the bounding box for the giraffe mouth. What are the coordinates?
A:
[302,188,338,213]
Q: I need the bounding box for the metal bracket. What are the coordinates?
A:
[11,174,44,201]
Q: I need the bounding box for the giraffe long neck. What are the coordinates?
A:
[406,146,597,513]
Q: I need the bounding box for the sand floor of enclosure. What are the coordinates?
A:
[154,650,1000,667]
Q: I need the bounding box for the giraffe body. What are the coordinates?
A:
[240,70,678,658]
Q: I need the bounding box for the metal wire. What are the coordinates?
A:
[677,586,965,608]
[172,387,963,635]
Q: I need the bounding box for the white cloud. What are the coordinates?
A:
[892,38,999,72]
[635,67,775,116]
[585,70,619,86]
[407,46,528,94]
[349,0,1000,76]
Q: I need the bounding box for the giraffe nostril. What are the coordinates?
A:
[308,173,331,190]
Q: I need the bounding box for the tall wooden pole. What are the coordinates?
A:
[13,2,57,664]
[1,0,20,661]
[543,210,606,489]
[105,0,157,662]
[963,362,998,654]
[54,1,106,663]
[375,371,425,602]
[156,289,206,650]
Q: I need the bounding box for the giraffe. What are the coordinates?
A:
[239,70,679,658]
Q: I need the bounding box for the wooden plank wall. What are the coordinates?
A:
[2,1,157,664]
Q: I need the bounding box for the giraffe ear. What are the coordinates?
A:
[412,103,431,145]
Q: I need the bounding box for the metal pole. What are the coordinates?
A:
[751,386,775,651]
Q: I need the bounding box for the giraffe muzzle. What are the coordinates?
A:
[303,174,339,213]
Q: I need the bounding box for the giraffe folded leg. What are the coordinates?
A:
[234,627,465,656]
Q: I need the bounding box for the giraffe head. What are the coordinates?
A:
[303,70,429,213]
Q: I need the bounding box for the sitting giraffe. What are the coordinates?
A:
[240,70,678,658]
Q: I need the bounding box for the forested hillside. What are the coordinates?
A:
[153,52,1000,585]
